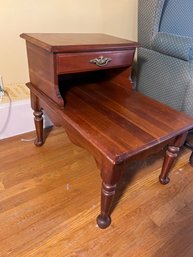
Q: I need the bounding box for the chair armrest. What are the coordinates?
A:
[151,32,193,61]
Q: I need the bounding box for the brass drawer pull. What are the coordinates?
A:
[89,56,112,67]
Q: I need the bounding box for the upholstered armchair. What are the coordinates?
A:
[137,0,193,163]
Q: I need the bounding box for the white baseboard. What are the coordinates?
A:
[0,99,53,140]
[0,99,35,140]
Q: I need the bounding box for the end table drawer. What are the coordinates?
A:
[56,50,134,74]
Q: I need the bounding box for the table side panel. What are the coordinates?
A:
[26,42,64,107]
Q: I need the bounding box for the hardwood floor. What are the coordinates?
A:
[0,127,193,257]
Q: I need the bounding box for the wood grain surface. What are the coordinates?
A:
[0,128,193,257]
[28,78,193,229]
[20,33,138,53]
[59,81,193,164]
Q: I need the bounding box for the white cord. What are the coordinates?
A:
[0,90,12,135]
[0,90,4,103]
[0,75,4,102]
[21,137,36,142]
[0,90,36,142]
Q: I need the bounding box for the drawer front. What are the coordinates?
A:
[56,50,134,74]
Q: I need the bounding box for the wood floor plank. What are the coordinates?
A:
[0,128,193,257]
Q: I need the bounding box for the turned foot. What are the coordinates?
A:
[34,138,44,147]
[97,214,111,229]
[33,110,44,146]
[159,175,170,185]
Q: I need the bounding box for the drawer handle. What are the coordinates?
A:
[89,56,112,67]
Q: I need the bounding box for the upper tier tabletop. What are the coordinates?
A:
[20,33,139,53]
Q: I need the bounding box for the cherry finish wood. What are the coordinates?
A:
[20,33,137,52]
[21,33,193,229]
[20,33,137,107]
[159,132,188,184]
[56,50,134,74]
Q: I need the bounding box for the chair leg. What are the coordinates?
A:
[159,132,188,185]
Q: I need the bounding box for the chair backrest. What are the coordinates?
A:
[138,0,165,47]
[159,0,193,37]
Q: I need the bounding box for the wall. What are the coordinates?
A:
[0,0,137,86]
[0,0,138,139]
[102,0,138,40]
[0,0,103,85]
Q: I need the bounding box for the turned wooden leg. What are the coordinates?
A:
[31,92,44,147]
[97,163,124,229]
[159,145,179,185]
[159,132,188,185]
[33,110,44,146]
[97,182,116,229]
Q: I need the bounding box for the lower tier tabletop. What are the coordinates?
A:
[57,81,193,164]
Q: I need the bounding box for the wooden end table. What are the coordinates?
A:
[21,33,193,229]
